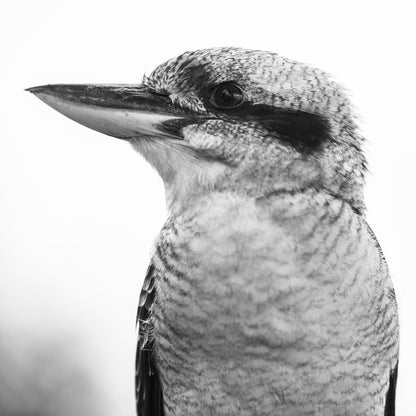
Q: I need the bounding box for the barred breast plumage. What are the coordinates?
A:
[148,190,398,416]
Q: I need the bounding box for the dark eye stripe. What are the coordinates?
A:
[203,81,330,153]
[220,102,332,153]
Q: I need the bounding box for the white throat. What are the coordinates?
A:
[131,137,228,215]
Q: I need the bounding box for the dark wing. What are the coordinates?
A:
[136,263,164,416]
[365,222,399,416]
[384,362,398,416]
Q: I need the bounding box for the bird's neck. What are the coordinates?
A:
[163,164,324,218]
[132,138,364,216]
[165,159,365,217]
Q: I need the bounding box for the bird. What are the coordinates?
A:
[28,47,399,416]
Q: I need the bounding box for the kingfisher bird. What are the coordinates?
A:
[28,47,399,416]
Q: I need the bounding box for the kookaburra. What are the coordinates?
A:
[28,47,399,416]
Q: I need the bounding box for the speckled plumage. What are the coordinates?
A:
[134,48,399,416]
[147,190,397,416]
[27,46,399,416]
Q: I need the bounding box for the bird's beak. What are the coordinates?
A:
[26,84,196,140]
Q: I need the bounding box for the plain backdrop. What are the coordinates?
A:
[1,0,415,414]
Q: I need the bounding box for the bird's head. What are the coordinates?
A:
[28,47,366,215]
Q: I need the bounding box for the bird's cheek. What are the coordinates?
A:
[182,124,225,152]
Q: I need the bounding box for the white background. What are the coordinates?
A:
[1,0,415,414]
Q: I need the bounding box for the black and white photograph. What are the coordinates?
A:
[1,1,415,415]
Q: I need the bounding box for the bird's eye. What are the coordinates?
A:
[210,83,244,110]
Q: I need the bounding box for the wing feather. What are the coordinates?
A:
[135,263,164,416]
[384,362,398,416]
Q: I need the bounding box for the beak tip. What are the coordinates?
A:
[25,85,48,94]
